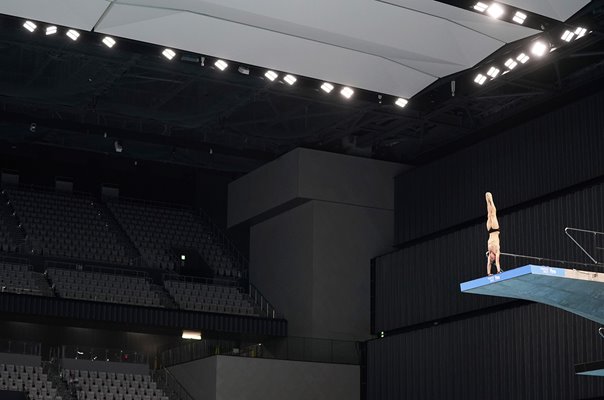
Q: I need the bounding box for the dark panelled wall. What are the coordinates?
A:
[375,179,604,331]
[368,303,604,400]
[394,89,604,245]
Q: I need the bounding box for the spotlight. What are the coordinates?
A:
[486,3,505,19]
[284,74,297,85]
[66,29,80,41]
[574,27,587,39]
[561,30,574,42]
[474,73,487,85]
[237,66,250,75]
[181,254,186,261]
[265,70,278,81]
[530,41,548,57]
[23,21,37,33]
[214,59,228,71]
[102,36,116,48]
[504,58,518,70]
[182,330,202,340]
[45,26,57,35]
[395,98,408,108]
[114,140,123,153]
[340,86,354,99]
[512,11,527,24]
[320,82,334,93]
[516,53,529,63]
[473,2,488,12]
[29,123,37,133]
[162,48,176,60]
[486,67,500,78]
[379,331,385,338]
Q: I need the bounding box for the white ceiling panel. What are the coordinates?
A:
[0,0,109,31]
[98,5,437,98]
[502,0,590,21]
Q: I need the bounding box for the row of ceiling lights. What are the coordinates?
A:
[21,19,409,109]
[471,2,588,86]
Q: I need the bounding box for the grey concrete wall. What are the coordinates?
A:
[228,148,407,227]
[250,202,315,338]
[215,356,359,400]
[168,357,216,400]
[311,201,393,341]
[0,353,40,367]
[61,359,149,375]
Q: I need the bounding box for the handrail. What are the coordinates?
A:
[163,273,239,287]
[154,367,196,400]
[249,282,279,319]
[500,251,604,271]
[564,227,603,264]
[45,260,150,279]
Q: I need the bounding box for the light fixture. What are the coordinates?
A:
[66,29,80,41]
[504,58,518,70]
[102,36,116,48]
[512,11,527,24]
[530,41,548,57]
[486,3,505,19]
[284,74,297,85]
[340,87,354,99]
[473,2,488,12]
[45,26,57,35]
[180,254,186,261]
[474,73,487,85]
[265,70,278,81]
[395,98,408,108]
[162,48,176,60]
[516,53,529,63]
[574,27,587,39]
[182,330,202,340]
[23,21,37,33]
[486,66,500,78]
[320,82,334,93]
[237,66,250,75]
[214,59,228,71]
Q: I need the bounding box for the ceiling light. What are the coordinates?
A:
[265,70,278,81]
[486,3,505,19]
[473,2,488,12]
[182,330,202,340]
[512,11,527,24]
[162,49,176,60]
[66,29,80,41]
[504,58,517,70]
[340,87,354,99]
[102,36,116,48]
[486,66,500,78]
[561,30,574,42]
[530,41,548,57]
[214,59,228,71]
[23,21,37,33]
[516,53,529,63]
[474,74,487,85]
[284,74,297,85]
[321,82,334,93]
[45,26,57,35]
[395,98,408,108]
[574,27,587,39]
[238,66,250,75]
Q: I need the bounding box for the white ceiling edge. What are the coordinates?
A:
[501,0,590,21]
[98,6,439,98]
[0,0,109,31]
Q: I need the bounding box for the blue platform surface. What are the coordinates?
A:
[460,264,604,325]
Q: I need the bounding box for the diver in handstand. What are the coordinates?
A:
[485,192,502,275]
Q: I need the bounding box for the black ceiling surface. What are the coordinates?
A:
[1,2,604,173]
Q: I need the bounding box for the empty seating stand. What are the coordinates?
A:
[164,280,256,316]
[0,261,44,296]
[47,267,161,308]
[63,369,168,400]
[107,200,242,277]
[0,363,60,400]
[5,188,134,266]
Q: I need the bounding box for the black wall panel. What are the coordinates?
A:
[394,89,604,245]
[368,303,604,400]
[375,179,604,331]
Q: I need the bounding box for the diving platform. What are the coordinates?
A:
[460,265,604,325]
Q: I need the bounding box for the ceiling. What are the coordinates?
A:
[0,0,602,172]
